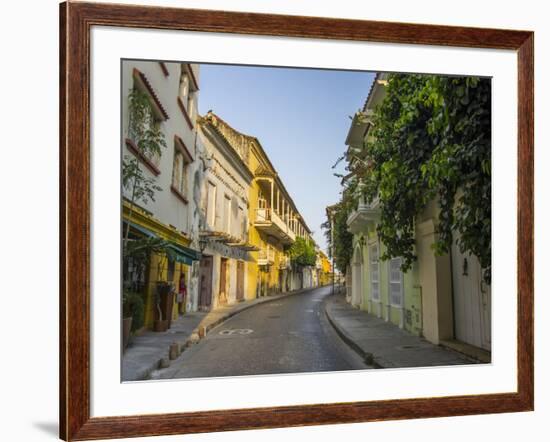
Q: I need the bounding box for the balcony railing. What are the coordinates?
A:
[257,248,275,266]
[254,208,296,245]
[279,255,291,269]
[347,197,381,234]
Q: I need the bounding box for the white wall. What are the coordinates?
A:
[1,1,548,442]
[122,60,199,235]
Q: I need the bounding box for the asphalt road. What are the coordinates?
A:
[154,285,368,379]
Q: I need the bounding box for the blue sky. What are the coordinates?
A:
[198,64,375,253]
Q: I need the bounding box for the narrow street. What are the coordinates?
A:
[154,286,368,379]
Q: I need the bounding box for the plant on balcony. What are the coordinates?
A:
[288,236,317,268]
[123,88,167,249]
[127,88,167,157]
[346,74,491,283]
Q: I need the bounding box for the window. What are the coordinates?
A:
[223,195,231,234]
[128,69,168,170]
[178,65,198,128]
[206,182,217,227]
[179,72,190,106]
[171,136,193,202]
[238,206,245,240]
[369,244,380,301]
[389,257,403,306]
[172,151,187,195]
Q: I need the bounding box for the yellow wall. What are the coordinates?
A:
[319,253,332,285]
[245,145,286,298]
[246,152,261,298]
[123,202,193,331]
[142,251,191,329]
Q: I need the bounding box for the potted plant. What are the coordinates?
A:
[122,290,144,350]
[154,281,174,332]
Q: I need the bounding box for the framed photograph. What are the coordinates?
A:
[60,1,533,440]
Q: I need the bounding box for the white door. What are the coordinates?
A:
[451,241,491,351]
[352,245,363,307]
[369,243,381,317]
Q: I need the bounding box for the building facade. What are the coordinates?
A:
[122,62,326,332]
[344,73,491,355]
[122,61,202,331]
[195,113,257,310]
[316,250,333,286]
[199,113,317,302]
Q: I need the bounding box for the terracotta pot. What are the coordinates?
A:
[159,292,175,327]
[122,317,133,350]
[153,319,169,332]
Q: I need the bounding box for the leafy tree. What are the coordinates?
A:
[348,74,491,282]
[288,236,317,267]
[321,182,357,275]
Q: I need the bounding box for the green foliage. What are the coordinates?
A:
[123,88,167,210]
[122,156,163,206]
[123,236,175,263]
[127,88,167,158]
[122,88,168,285]
[349,74,491,282]
[123,290,145,331]
[288,236,317,267]
[321,182,357,275]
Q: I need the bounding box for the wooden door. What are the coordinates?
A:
[198,256,213,310]
[219,258,228,305]
[236,261,245,301]
[451,241,491,351]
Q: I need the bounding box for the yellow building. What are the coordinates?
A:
[203,113,315,299]
[318,250,332,286]
[123,202,199,330]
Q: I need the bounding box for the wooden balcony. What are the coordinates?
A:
[254,208,296,245]
[257,248,275,266]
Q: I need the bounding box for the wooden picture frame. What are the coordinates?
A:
[60,1,534,440]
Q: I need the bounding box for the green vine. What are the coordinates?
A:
[322,181,357,275]
[349,74,491,282]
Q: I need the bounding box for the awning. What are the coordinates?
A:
[124,221,156,238]
[169,243,201,265]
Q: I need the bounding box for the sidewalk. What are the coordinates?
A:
[325,293,476,368]
[122,287,316,381]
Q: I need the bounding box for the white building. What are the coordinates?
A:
[121,60,204,325]
[196,113,257,310]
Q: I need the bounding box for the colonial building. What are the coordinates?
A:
[121,61,202,331]
[344,73,491,357]
[195,113,258,310]
[199,112,317,300]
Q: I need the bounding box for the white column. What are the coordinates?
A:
[270,180,274,212]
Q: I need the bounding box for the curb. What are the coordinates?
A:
[324,298,383,368]
[143,285,323,379]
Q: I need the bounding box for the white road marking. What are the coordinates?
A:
[218,328,254,336]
